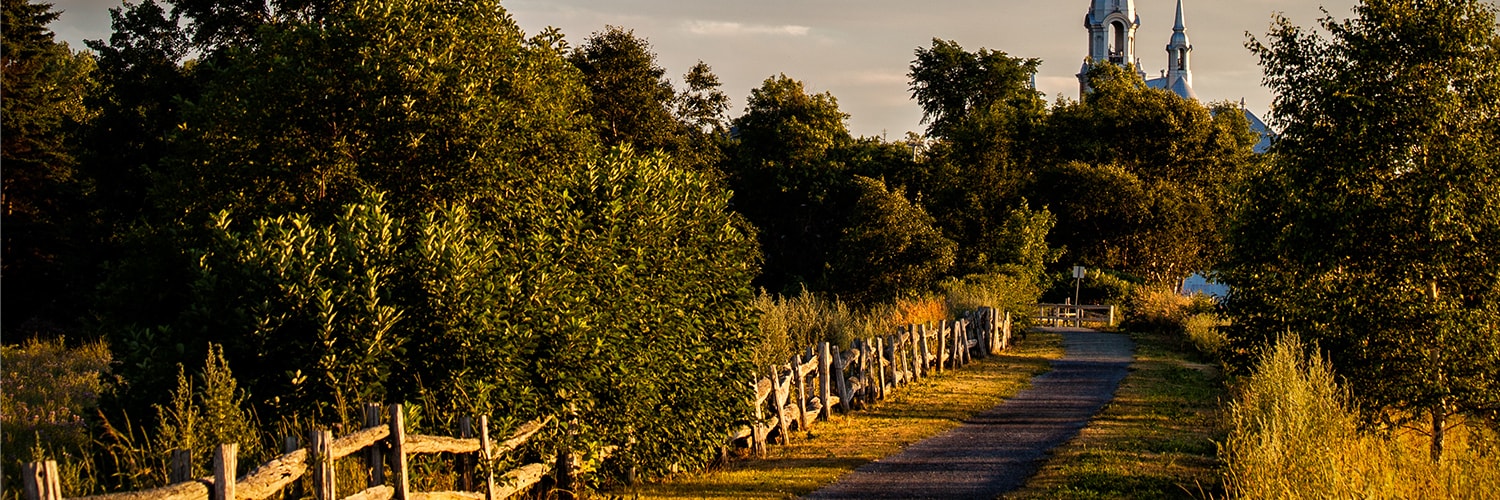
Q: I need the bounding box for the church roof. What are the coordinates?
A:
[1144,76,1198,101]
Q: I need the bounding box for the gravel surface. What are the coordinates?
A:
[805,328,1134,499]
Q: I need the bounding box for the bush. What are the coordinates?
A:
[1222,335,1500,499]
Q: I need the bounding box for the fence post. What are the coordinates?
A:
[22,461,62,500]
[792,353,809,430]
[831,346,851,414]
[390,404,410,500]
[875,336,887,399]
[311,429,335,500]
[906,327,921,381]
[364,403,384,488]
[818,342,833,421]
[772,365,790,444]
[214,444,237,500]
[169,449,192,484]
[459,416,474,491]
[479,416,496,500]
[752,376,767,457]
[864,339,878,404]
[936,321,947,373]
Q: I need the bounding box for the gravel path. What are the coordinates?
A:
[805,328,1134,499]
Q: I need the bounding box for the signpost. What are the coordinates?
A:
[1072,266,1085,327]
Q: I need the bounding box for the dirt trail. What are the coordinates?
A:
[805,328,1133,499]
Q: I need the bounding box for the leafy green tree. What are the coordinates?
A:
[570,27,683,154]
[159,0,596,221]
[673,61,731,173]
[1224,0,1500,459]
[832,176,956,303]
[726,74,853,294]
[905,39,1050,275]
[1038,63,1255,285]
[1,0,97,333]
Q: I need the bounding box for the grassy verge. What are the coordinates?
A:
[1004,328,1227,499]
[610,332,1065,499]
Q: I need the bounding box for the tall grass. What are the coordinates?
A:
[1,337,111,498]
[751,290,950,373]
[1222,335,1500,499]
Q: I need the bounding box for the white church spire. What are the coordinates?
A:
[1079,0,1146,95]
[1164,0,1197,99]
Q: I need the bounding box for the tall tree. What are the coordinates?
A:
[1224,0,1500,459]
[906,39,1050,275]
[1038,63,1255,285]
[726,74,853,294]
[570,26,683,155]
[1,0,96,333]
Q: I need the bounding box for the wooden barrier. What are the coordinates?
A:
[730,308,1014,455]
[25,406,551,500]
[28,307,1015,500]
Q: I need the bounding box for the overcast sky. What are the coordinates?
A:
[48,0,1361,138]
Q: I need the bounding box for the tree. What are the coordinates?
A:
[832,176,956,304]
[725,74,853,294]
[570,26,683,155]
[1224,0,1500,460]
[1,0,97,333]
[905,39,1049,275]
[1037,63,1255,286]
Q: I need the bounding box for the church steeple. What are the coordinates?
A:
[1079,0,1146,95]
[1165,0,1195,98]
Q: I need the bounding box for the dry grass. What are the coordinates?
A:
[1005,327,1227,499]
[609,332,1065,499]
[1222,335,1500,500]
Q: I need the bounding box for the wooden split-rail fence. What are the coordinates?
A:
[730,306,1013,456]
[1033,304,1116,328]
[22,403,564,500]
[21,307,1016,500]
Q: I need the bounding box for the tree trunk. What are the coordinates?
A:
[1430,403,1446,463]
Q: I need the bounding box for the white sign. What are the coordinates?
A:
[1073,266,1086,279]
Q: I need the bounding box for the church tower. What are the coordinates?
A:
[1163,0,1197,99]
[1079,0,1146,95]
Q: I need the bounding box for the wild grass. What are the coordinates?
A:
[751,290,949,372]
[612,332,1065,499]
[1005,327,1228,499]
[1221,335,1500,500]
[1,337,112,498]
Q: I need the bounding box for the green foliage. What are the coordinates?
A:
[1037,63,1254,285]
[725,74,855,294]
[1,0,98,333]
[571,26,683,153]
[1224,0,1500,445]
[159,0,596,220]
[832,176,956,304]
[1222,335,1500,498]
[194,193,405,424]
[152,345,261,478]
[908,38,1045,139]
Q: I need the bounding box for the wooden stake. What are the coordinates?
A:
[479,416,495,500]
[311,429,334,500]
[170,449,192,484]
[364,403,384,488]
[818,342,833,421]
[214,444,237,500]
[22,461,62,500]
[390,404,410,500]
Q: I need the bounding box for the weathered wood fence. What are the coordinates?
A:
[22,403,557,500]
[22,307,1017,499]
[730,306,1013,456]
[1034,303,1115,328]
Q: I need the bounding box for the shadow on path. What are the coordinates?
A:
[805,328,1134,499]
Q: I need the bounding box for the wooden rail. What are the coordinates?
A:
[24,306,1017,498]
[1034,303,1116,327]
[22,406,551,500]
[731,307,1013,456]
